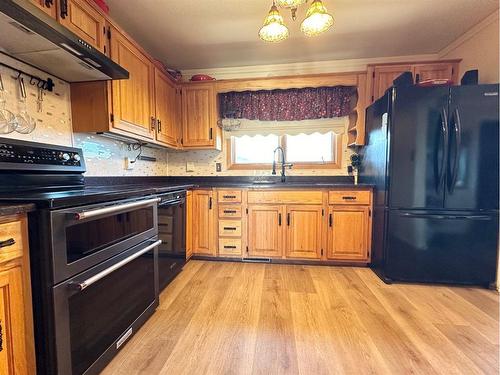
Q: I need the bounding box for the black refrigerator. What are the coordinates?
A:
[360,83,499,286]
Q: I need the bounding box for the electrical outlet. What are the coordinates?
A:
[125,157,135,170]
[186,162,195,172]
[216,162,222,172]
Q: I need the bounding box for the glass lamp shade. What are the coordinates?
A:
[276,0,308,9]
[300,0,334,36]
[259,4,290,42]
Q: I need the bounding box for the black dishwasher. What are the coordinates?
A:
[157,190,186,290]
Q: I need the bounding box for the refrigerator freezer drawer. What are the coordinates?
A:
[385,210,498,285]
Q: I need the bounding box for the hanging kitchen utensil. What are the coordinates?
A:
[37,87,44,113]
[15,77,36,134]
[0,72,17,134]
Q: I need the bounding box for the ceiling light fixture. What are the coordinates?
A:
[259,0,334,42]
[301,0,334,36]
[259,1,290,43]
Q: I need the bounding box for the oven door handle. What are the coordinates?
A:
[69,240,161,291]
[158,198,184,207]
[73,197,161,220]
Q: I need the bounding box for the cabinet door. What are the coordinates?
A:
[192,190,215,256]
[413,63,455,83]
[110,28,155,139]
[327,206,370,261]
[0,266,28,375]
[182,84,216,147]
[29,0,57,18]
[285,205,323,259]
[58,0,105,53]
[247,205,283,258]
[372,64,413,101]
[186,191,193,260]
[154,69,178,147]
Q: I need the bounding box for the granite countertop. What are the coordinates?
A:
[189,182,374,189]
[0,203,36,216]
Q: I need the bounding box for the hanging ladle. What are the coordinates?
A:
[0,72,17,134]
[15,76,36,134]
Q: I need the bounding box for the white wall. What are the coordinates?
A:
[439,11,499,84]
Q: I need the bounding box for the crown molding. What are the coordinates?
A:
[181,53,439,80]
[439,10,499,58]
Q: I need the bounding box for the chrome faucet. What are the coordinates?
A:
[272,146,293,182]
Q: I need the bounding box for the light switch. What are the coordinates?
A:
[186,162,195,172]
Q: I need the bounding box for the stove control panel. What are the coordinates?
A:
[0,138,85,172]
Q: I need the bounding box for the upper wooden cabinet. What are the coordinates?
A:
[368,60,460,102]
[110,27,155,139]
[29,0,57,18]
[181,83,221,150]
[154,68,179,147]
[58,0,106,53]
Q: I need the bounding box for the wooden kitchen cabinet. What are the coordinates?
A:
[29,0,57,18]
[154,68,179,147]
[110,26,155,139]
[0,214,36,375]
[368,60,460,102]
[58,0,106,53]
[181,83,221,150]
[285,205,323,259]
[192,190,216,256]
[327,206,370,261]
[247,205,284,258]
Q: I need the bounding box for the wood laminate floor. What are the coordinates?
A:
[101,260,499,375]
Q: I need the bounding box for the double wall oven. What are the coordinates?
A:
[0,138,189,374]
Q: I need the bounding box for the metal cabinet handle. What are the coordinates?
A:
[158,119,162,133]
[151,116,156,131]
[223,227,237,231]
[224,245,237,249]
[209,128,213,140]
[329,213,333,227]
[69,240,161,291]
[73,197,160,220]
[0,321,3,352]
[223,210,237,214]
[278,213,282,226]
[287,213,290,226]
[223,195,237,199]
[0,238,15,249]
[209,197,213,210]
[342,196,357,200]
[60,0,68,18]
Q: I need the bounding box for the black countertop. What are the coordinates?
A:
[0,203,36,216]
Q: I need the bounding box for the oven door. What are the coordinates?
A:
[52,238,160,375]
[158,197,186,290]
[51,196,159,283]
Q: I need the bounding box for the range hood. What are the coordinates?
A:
[0,0,128,82]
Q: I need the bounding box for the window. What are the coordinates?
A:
[228,132,341,169]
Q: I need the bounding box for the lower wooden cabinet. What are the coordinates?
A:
[192,190,216,256]
[327,206,370,261]
[247,205,283,258]
[285,205,323,259]
[0,214,36,375]
[185,191,193,260]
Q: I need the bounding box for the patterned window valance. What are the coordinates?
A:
[219,86,357,122]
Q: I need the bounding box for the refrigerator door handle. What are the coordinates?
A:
[399,212,491,220]
[436,107,449,192]
[448,108,462,193]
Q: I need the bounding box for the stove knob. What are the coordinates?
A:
[60,153,70,161]
[73,153,81,162]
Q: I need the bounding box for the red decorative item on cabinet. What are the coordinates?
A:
[93,0,109,14]
[190,74,216,82]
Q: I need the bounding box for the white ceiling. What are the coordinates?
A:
[106,0,499,70]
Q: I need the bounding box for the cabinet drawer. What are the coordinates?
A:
[329,190,371,205]
[219,238,242,256]
[248,190,323,204]
[218,190,242,203]
[218,205,242,218]
[0,219,24,263]
[218,220,242,237]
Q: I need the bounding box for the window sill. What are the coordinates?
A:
[227,162,341,170]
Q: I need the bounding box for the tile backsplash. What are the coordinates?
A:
[1,55,350,177]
